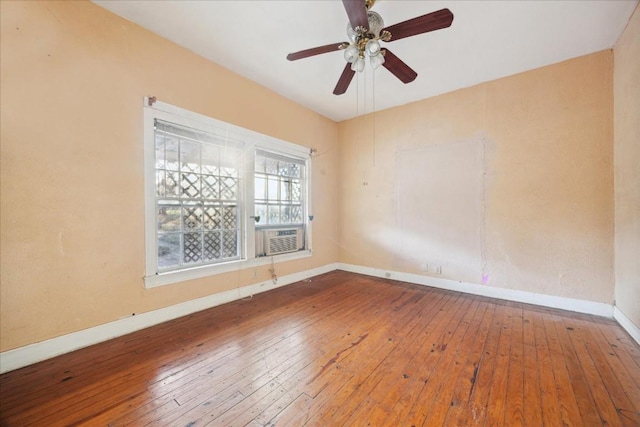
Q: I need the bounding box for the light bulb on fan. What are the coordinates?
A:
[365,39,381,56]
[351,56,366,72]
[370,52,385,69]
[343,45,359,63]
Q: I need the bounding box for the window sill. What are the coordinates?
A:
[144,250,312,288]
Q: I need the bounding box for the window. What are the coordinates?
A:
[254,151,307,257]
[154,120,243,271]
[144,99,311,287]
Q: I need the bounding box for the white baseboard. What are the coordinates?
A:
[613,306,640,346]
[336,263,614,318]
[0,263,338,374]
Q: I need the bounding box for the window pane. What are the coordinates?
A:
[180,140,200,173]
[291,205,303,223]
[156,171,165,197]
[165,171,180,197]
[158,204,181,232]
[289,163,300,178]
[220,149,240,177]
[203,205,221,230]
[281,179,291,201]
[255,176,266,201]
[291,180,301,201]
[221,177,237,200]
[255,204,267,226]
[155,134,166,169]
[183,232,202,264]
[222,205,237,229]
[165,137,179,171]
[281,205,291,223]
[183,205,202,231]
[267,176,279,201]
[181,172,200,198]
[223,230,238,258]
[201,145,219,175]
[268,205,280,224]
[266,158,278,174]
[158,233,181,269]
[201,174,219,199]
[203,231,221,261]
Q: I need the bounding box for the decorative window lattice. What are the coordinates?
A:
[155,119,241,270]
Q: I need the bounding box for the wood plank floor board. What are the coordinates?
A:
[279,288,458,426]
[408,300,494,426]
[286,287,434,424]
[552,313,604,426]
[591,319,640,401]
[268,291,464,427]
[503,304,525,427]
[562,316,640,426]
[530,308,562,427]
[440,301,498,426]
[364,292,471,426]
[1,271,639,426]
[520,305,544,427]
[329,289,455,424]
[397,297,483,426]
[316,290,450,425]
[543,312,585,426]
[445,300,505,427]
[483,300,515,427]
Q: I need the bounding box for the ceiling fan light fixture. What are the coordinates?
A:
[365,39,381,56]
[351,56,366,72]
[344,44,359,63]
[370,52,385,69]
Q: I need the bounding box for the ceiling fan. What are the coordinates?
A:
[286,0,454,95]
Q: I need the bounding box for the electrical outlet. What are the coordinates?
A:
[385,272,391,278]
[435,266,442,275]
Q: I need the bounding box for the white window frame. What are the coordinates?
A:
[143,98,312,288]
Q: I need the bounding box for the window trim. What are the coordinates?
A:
[143,98,312,288]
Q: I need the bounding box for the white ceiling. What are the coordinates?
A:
[93,0,637,122]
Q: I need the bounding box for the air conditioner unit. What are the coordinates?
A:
[262,228,303,256]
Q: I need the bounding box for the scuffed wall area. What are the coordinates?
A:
[614,4,640,329]
[338,51,614,304]
[0,1,339,351]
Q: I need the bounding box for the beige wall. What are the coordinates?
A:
[614,4,640,329]
[338,51,615,304]
[0,0,631,356]
[0,1,339,352]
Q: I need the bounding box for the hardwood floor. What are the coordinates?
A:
[1,271,639,426]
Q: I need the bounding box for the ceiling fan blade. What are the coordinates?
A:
[333,63,356,95]
[287,42,347,61]
[342,0,369,30]
[381,49,417,84]
[382,8,453,42]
